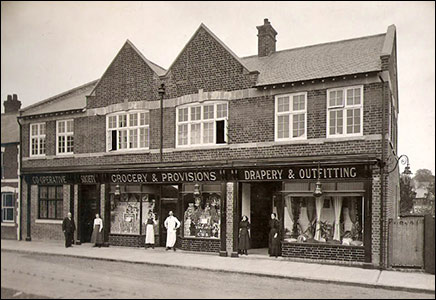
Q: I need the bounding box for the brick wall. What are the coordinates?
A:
[3,144,19,179]
[109,234,145,247]
[178,238,220,253]
[89,42,161,109]
[282,242,365,262]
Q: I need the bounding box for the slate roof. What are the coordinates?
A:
[1,112,19,144]
[20,80,98,117]
[241,33,386,86]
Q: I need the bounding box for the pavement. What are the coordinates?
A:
[1,239,435,294]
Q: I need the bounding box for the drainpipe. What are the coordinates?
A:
[158,84,166,162]
[17,116,31,241]
[379,75,386,268]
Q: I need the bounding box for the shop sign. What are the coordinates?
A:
[238,165,368,181]
[109,170,221,184]
[29,174,72,185]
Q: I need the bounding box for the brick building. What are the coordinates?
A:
[2,94,22,239]
[19,19,400,268]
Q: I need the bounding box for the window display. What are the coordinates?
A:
[109,184,159,236]
[182,184,221,239]
[283,196,364,246]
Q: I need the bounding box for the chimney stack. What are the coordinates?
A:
[257,18,277,57]
[4,94,22,113]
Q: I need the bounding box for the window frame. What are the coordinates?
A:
[56,119,74,155]
[1,147,4,179]
[274,92,308,141]
[38,185,64,220]
[29,122,46,157]
[175,101,228,148]
[105,110,150,152]
[326,85,364,138]
[1,192,14,223]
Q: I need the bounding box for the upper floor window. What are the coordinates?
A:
[327,86,363,137]
[30,123,46,157]
[176,101,228,147]
[2,192,14,222]
[389,95,398,153]
[106,111,150,151]
[57,120,74,155]
[275,92,307,141]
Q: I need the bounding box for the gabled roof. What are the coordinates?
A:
[20,80,98,117]
[89,40,167,96]
[164,23,254,76]
[1,112,19,144]
[241,33,386,86]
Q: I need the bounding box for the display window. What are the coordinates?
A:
[182,183,221,239]
[283,195,364,246]
[109,184,159,235]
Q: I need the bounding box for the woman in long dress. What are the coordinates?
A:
[238,215,250,255]
[145,211,157,249]
[268,213,281,257]
[91,213,104,247]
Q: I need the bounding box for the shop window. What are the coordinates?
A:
[56,119,74,155]
[106,111,149,152]
[30,123,46,157]
[176,102,228,147]
[327,86,363,137]
[283,195,364,246]
[275,92,307,141]
[109,184,160,236]
[38,186,63,220]
[182,183,221,239]
[2,192,14,222]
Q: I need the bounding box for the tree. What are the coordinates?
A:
[400,174,416,215]
[413,169,435,185]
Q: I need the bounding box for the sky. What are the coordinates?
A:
[1,1,435,174]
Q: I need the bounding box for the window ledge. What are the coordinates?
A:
[35,219,63,225]
[1,222,15,227]
[171,144,230,152]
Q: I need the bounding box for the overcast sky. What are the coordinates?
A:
[1,1,435,174]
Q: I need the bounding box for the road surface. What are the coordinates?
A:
[1,251,433,299]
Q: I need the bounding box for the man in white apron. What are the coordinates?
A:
[164,211,181,251]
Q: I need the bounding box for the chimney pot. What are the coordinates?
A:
[13,94,17,101]
[7,95,12,101]
[257,18,277,57]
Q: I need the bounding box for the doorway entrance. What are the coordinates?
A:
[159,185,180,247]
[79,185,99,243]
[240,182,281,250]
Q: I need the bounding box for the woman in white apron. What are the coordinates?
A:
[145,211,157,249]
[91,213,104,247]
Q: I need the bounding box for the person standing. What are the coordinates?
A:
[164,211,180,251]
[62,212,76,248]
[238,215,250,255]
[90,213,104,247]
[268,213,281,258]
[145,211,157,249]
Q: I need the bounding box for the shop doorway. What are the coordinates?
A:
[159,185,180,247]
[79,185,99,243]
[241,182,281,250]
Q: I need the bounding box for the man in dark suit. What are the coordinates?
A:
[62,212,76,248]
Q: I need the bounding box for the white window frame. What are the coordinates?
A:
[106,110,150,152]
[2,192,14,223]
[274,92,307,141]
[327,85,364,138]
[56,119,74,155]
[176,101,228,148]
[1,147,4,179]
[29,123,46,157]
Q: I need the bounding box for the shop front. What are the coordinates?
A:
[235,163,373,262]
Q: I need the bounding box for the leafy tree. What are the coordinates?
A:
[400,174,416,215]
[413,169,435,184]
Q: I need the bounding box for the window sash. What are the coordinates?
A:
[106,112,150,151]
[30,123,46,156]
[2,193,14,221]
[275,93,307,140]
[327,86,363,137]
[176,102,228,147]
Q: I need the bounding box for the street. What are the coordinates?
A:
[1,251,434,299]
